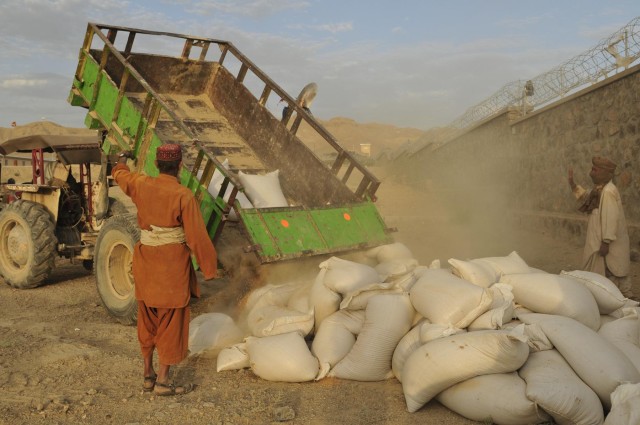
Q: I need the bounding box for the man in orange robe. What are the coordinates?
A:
[113,144,218,396]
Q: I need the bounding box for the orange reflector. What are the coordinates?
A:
[343,213,351,221]
[281,219,289,228]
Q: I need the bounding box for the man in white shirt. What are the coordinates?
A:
[568,156,633,298]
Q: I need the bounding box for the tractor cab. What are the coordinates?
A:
[0,122,104,288]
[0,121,104,225]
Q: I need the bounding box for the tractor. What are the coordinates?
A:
[0,121,123,288]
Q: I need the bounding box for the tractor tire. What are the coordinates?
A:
[0,200,57,288]
[94,214,139,325]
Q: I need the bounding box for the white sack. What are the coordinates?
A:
[518,313,640,409]
[409,268,493,328]
[513,305,533,316]
[467,283,515,331]
[448,257,499,288]
[340,282,403,310]
[601,314,617,327]
[392,271,419,291]
[604,383,640,425]
[561,270,626,314]
[598,310,640,373]
[475,251,530,276]
[609,299,640,319]
[528,267,548,273]
[519,349,604,425]
[419,323,466,344]
[197,159,253,213]
[243,282,313,337]
[237,170,288,208]
[501,273,600,330]
[311,309,365,380]
[188,313,244,355]
[196,158,228,196]
[411,312,425,327]
[513,323,553,352]
[329,294,414,381]
[244,282,298,313]
[246,332,319,382]
[502,320,523,330]
[375,258,418,281]
[286,280,313,313]
[401,329,529,413]
[598,309,640,345]
[247,305,314,337]
[319,256,380,295]
[216,342,250,372]
[366,242,414,263]
[309,268,341,330]
[437,373,551,425]
[392,320,426,382]
[426,260,440,270]
[227,191,254,215]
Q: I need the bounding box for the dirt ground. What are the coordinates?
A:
[1,166,639,425]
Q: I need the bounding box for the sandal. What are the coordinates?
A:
[154,381,194,396]
[143,374,157,392]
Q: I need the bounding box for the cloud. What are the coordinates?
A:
[191,0,309,19]
[578,21,635,42]
[293,34,577,128]
[308,22,353,34]
[0,72,85,126]
[0,78,48,89]
[497,15,547,29]
[0,0,127,39]
[0,1,636,130]
[0,73,74,98]
[0,0,134,68]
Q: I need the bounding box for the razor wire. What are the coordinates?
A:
[449,16,640,130]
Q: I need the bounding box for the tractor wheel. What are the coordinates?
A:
[94,214,139,325]
[0,200,57,288]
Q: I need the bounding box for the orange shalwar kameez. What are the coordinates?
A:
[113,163,218,365]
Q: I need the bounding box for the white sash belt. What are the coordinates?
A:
[140,225,186,246]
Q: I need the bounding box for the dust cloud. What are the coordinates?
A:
[201,131,541,323]
[209,245,261,315]
[203,229,324,322]
[376,131,530,267]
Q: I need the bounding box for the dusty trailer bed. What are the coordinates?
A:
[69,23,392,264]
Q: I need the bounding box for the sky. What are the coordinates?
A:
[1,0,639,130]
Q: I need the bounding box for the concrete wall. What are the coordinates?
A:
[396,62,640,257]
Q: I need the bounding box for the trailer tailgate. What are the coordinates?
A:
[239,201,391,262]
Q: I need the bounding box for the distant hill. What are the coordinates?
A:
[296,117,426,158]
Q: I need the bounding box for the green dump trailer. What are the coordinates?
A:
[67,23,392,323]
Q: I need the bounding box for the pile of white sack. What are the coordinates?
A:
[188,243,640,424]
